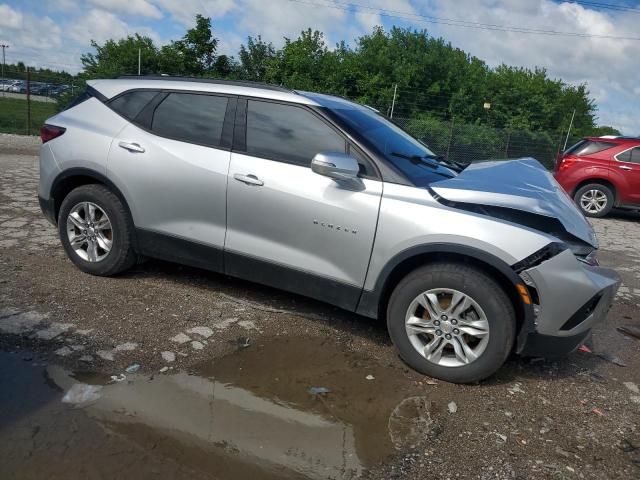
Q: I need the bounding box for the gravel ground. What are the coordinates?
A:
[0,134,639,480]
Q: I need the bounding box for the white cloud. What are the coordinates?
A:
[69,9,130,45]
[89,0,162,19]
[152,0,236,26]
[0,4,23,28]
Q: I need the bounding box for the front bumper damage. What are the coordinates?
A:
[517,249,620,357]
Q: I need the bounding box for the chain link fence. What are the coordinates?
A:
[394,115,580,170]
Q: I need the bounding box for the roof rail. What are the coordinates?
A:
[116,75,293,93]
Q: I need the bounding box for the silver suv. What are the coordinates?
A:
[38,77,620,383]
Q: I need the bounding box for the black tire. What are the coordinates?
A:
[573,183,614,218]
[58,184,137,276]
[387,262,516,384]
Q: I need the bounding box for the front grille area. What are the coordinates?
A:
[560,293,603,331]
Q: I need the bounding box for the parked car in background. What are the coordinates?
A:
[555,136,640,217]
[37,77,620,383]
[9,81,27,93]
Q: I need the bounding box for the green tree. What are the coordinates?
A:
[238,36,276,81]
[80,34,159,78]
[162,14,218,75]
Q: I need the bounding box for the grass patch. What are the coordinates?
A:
[0,97,57,136]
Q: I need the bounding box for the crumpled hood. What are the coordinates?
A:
[431,158,598,247]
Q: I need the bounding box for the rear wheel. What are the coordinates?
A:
[574,183,614,218]
[58,184,137,276]
[387,262,515,383]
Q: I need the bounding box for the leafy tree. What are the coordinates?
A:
[238,36,276,81]
[80,34,159,78]
[162,14,218,75]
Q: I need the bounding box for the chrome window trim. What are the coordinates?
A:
[614,145,640,164]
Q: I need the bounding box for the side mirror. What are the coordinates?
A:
[311,152,359,181]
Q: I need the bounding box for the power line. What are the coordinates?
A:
[287,0,640,41]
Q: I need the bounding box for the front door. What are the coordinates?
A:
[615,146,640,204]
[225,99,382,310]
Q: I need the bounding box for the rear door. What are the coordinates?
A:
[107,90,235,271]
[224,99,383,310]
[614,146,640,204]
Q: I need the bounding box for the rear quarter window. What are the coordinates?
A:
[108,90,157,120]
[568,140,617,157]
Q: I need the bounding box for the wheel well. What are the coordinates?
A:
[377,252,525,333]
[52,175,103,221]
[573,178,617,202]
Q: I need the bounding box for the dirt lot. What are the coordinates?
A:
[0,134,639,480]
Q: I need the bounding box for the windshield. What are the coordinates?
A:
[323,103,456,186]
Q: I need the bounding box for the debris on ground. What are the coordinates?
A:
[495,433,507,443]
[365,374,375,380]
[125,363,141,373]
[617,325,640,340]
[448,401,458,414]
[110,374,126,383]
[159,366,169,373]
[62,383,102,404]
[308,386,331,395]
[508,383,525,394]
[578,344,592,353]
[591,407,606,416]
[596,352,627,367]
[161,351,176,362]
[236,336,250,349]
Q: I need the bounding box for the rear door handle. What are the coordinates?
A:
[619,165,632,171]
[118,141,145,153]
[233,173,264,186]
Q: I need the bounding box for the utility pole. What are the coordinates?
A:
[138,48,141,76]
[1,44,8,97]
[26,67,31,134]
[390,84,398,119]
[563,109,576,151]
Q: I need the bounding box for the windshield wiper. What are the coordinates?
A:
[390,152,457,178]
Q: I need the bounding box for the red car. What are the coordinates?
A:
[554,136,640,217]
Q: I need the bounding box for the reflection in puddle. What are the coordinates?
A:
[1,338,443,479]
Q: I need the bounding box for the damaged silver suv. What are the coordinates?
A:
[38,77,620,383]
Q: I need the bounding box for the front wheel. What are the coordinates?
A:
[387,262,516,384]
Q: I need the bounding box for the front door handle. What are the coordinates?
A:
[233,173,264,186]
[118,141,145,153]
[619,165,632,171]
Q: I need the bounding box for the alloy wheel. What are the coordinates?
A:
[405,288,490,367]
[580,189,608,214]
[66,202,113,262]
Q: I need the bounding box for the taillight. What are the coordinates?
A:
[557,157,577,173]
[40,124,66,144]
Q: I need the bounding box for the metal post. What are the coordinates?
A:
[390,83,398,119]
[0,44,8,97]
[138,48,141,76]
[563,109,576,151]
[26,67,31,135]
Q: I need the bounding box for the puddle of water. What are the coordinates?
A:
[0,338,445,479]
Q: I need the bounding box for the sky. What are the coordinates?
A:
[0,0,638,134]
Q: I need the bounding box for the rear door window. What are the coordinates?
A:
[151,93,229,147]
[109,90,157,120]
[245,100,346,167]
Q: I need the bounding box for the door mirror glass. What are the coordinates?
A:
[311,152,359,180]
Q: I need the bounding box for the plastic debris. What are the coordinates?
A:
[110,374,126,383]
[578,344,592,353]
[596,352,627,367]
[365,374,375,380]
[62,383,102,404]
[618,325,640,340]
[125,363,141,373]
[591,407,605,416]
[448,401,458,414]
[495,433,507,443]
[308,386,331,395]
[237,336,250,349]
[425,380,438,385]
[159,366,169,373]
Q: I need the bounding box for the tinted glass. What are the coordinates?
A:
[618,147,640,164]
[326,104,455,186]
[246,100,345,166]
[109,90,156,120]
[570,141,616,157]
[152,93,228,147]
